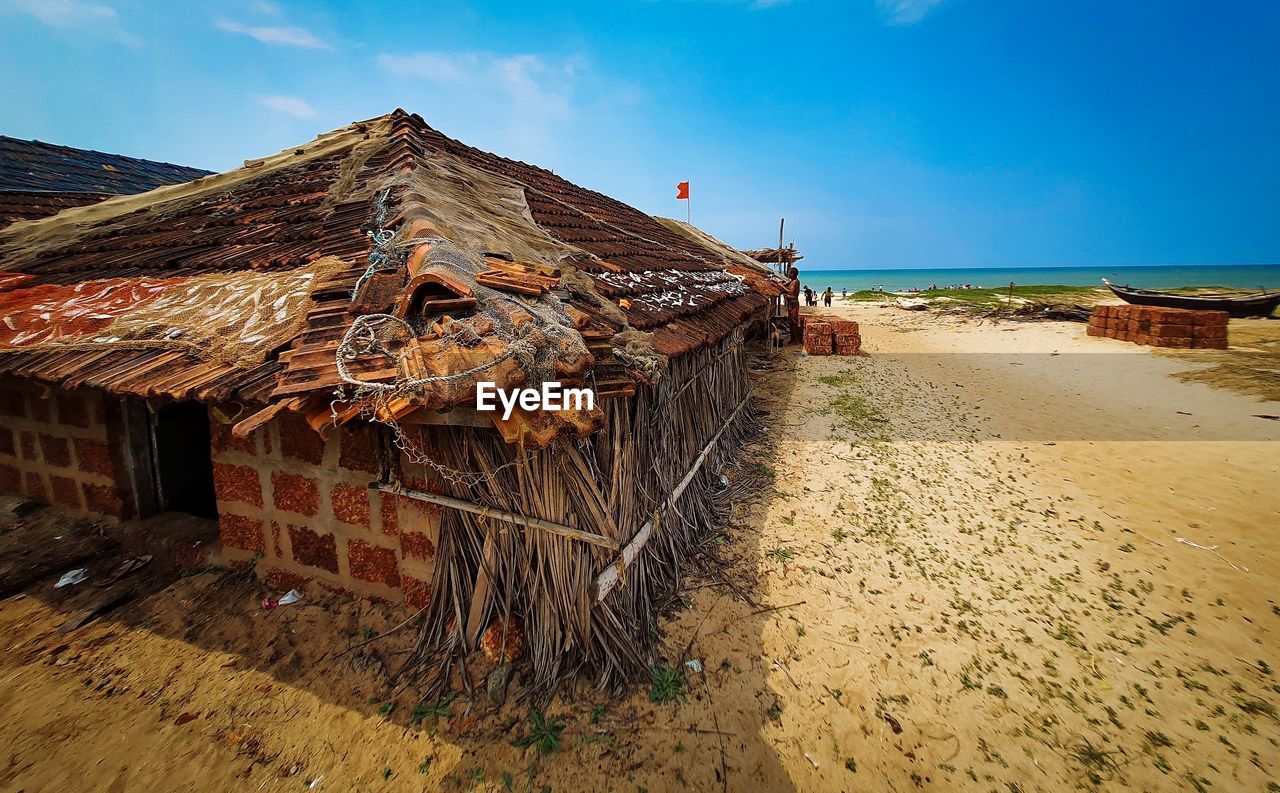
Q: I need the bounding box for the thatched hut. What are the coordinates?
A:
[0,110,782,690]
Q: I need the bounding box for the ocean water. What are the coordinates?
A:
[797,264,1280,294]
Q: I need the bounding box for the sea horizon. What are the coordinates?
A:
[796,263,1280,292]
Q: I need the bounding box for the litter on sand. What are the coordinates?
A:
[55,569,88,588]
[262,589,305,609]
[685,659,704,673]
[1175,537,1249,573]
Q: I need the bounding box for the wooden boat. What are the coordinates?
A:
[1102,278,1280,318]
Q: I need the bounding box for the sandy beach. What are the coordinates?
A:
[1,305,1277,792]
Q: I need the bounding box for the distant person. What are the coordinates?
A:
[841,288,848,298]
[823,287,833,307]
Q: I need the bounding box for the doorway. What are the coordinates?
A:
[150,401,218,519]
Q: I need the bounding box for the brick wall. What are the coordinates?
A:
[211,411,440,607]
[0,376,138,518]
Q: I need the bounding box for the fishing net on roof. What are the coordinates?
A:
[334,237,589,408]
[328,151,655,435]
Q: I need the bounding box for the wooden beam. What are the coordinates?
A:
[593,392,752,602]
[371,483,619,550]
[399,406,491,428]
[231,398,302,438]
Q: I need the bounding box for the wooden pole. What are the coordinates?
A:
[371,483,619,550]
[778,218,785,276]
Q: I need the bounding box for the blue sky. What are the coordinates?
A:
[1,0,1277,270]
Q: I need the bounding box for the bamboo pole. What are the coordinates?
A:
[371,483,619,550]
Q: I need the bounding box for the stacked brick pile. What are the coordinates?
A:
[802,315,862,356]
[1087,305,1228,349]
[802,319,834,355]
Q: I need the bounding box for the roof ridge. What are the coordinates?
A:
[380,111,721,273]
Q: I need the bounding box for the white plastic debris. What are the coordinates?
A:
[278,589,304,606]
[55,569,88,588]
[685,659,703,673]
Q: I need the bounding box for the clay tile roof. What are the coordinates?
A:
[0,136,213,230]
[0,136,213,195]
[0,110,774,444]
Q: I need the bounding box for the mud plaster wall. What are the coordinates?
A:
[0,376,137,518]
[210,411,439,607]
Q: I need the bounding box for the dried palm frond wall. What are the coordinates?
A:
[395,325,757,694]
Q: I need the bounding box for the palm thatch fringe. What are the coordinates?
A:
[393,325,758,696]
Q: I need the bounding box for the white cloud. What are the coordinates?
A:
[378,51,578,154]
[215,17,328,49]
[876,0,945,25]
[247,0,281,16]
[1,0,141,45]
[255,94,318,119]
[377,52,465,83]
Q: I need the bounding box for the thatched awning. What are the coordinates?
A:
[742,246,804,265]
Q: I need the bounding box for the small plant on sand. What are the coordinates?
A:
[829,394,884,432]
[1144,730,1173,749]
[412,693,455,726]
[649,663,685,704]
[514,709,566,756]
[1064,735,1125,785]
[818,371,859,387]
[1235,696,1278,719]
[748,462,776,481]
[765,545,795,563]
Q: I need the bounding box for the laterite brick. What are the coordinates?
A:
[38,434,71,468]
[287,524,339,573]
[220,513,265,552]
[278,413,325,466]
[73,438,114,478]
[330,483,371,527]
[50,475,81,509]
[272,472,319,516]
[213,462,263,507]
[348,538,400,587]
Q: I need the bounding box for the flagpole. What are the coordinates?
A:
[687,183,691,225]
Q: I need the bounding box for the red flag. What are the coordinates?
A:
[676,181,689,200]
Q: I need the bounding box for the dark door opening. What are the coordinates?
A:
[151,402,218,519]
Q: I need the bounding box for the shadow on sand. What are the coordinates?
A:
[0,346,804,791]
